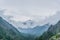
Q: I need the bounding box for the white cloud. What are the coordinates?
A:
[3,9,31,22]
[10,16,31,22]
[0,0,60,28]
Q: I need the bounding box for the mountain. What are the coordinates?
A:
[0,17,25,40]
[0,17,35,40]
[35,20,60,40]
[19,24,50,36]
[10,20,38,29]
[9,19,50,37]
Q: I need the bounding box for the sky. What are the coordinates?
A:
[0,0,60,28]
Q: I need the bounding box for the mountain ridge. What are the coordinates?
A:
[0,17,35,40]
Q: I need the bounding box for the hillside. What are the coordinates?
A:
[35,21,60,40]
[0,17,34,40]
[49,33,60,40]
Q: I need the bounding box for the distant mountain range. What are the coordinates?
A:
[19,24,50,36]
[9,18,50,36]
[10,19,38,28]
[0,16,51,40]
[0,11,60,40]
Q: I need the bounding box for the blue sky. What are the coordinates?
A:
[0,0,60,22]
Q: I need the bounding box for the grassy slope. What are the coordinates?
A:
[49,33,60,40]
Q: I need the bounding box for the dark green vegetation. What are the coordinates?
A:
[49,33,60,40]
[0,17,34,40]
[35,21,60,40]
[0,17,25,40]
